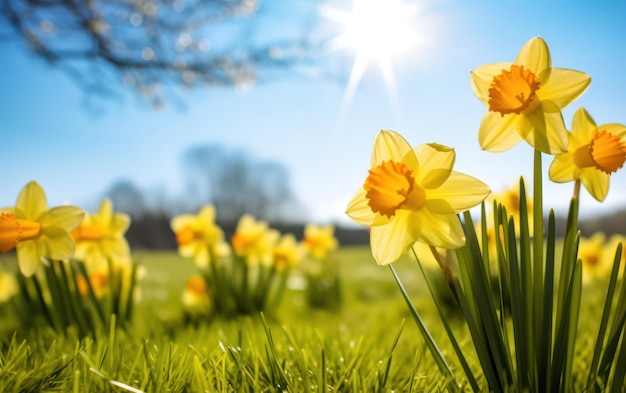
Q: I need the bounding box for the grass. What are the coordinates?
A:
[0,246,618,392]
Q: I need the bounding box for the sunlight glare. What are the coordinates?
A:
[321,0,425,115]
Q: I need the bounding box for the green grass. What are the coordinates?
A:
[0,246,617,392]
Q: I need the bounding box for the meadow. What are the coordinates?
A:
[0,244,616,392]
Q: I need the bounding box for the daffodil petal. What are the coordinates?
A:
[179,243,196,258]
[16,241,41,276]
[40,206,85,232]
[571,107,597,143]
[171,215,196,231]
[110,213,131,233]
[470,62,511,105]
[198,205,216,222]
[478,111,523,152]
[518,102,568,154]
[548,154,579,183]
[195,247,210,268]
[408,210,466,249]
[414,143,455,189]
[370,217,414,265]
[602,123,626,138]
[346,188,390,226]
[427,172,491,212]
[581,169,610,202]
[102,237,130,259]
[98,199,113,223]
[371,130,414,167]
[539,68,591,109]
[16,181,48,220]
[40,232,76,260]
[514,36,551,76]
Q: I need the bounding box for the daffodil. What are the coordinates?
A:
[182,275,210,313]
[346,130,491,265]
[72,198,131,270]
[579,232,612,283]
[488,178,533,235]
[303,224,338,260]
[171,205,225,268]
[471,37,591,154]
[76,269,110,298]
[0,272,18,303]
[0,181,84,276]
[231,214,279,267]
[273,233,304,271]
[549,107,626,201]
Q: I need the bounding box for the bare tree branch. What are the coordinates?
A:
[1,0,321,106]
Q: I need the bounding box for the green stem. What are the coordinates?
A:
[533,149,545,381]
[388,264,457,387]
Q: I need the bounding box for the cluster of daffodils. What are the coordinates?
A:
[301,224,341,309]
[0,181,138,335]
[346,37,626,392]
[172,206,339,319]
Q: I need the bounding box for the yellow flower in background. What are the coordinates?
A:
[171,205,225,268]
[412,242,446,269]
[231,214,279,267]
[182,275,210,313]
[303,224,338,260]
[76,269,110,298]
[471,37,591,154]
[549,107,626,201]
[0,272,18,303]
[579,232,612,283]
[72,198,131,270]
[607,234,626,276]
[346,130,491,265]
[488,178,533,235]
[273,233,304,271]
[0,181,84,276]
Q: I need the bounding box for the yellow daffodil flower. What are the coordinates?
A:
[76,269,110,298]
[231,214,279,267]
[346,130,491,265]
[170,205,225,268]
[579,232,612,283]
[0,272,18,303]
[471,37,591,154]
[0,181,84,276]
[182,275,210,313]
[72,198,131,270]
[303,224,338,260]
[488,178,533,235]
[549,107,626,201]
[273,233,304,271]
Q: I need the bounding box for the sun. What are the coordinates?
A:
[321,0,425,110]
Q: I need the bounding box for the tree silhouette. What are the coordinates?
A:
[0,0,320,106]
[181,143,304,223]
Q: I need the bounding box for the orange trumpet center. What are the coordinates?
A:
[231,233,257,255]
[488,65,541,116]
[72,224,106,242]
[0,213,42,252]
[364,160,425,218]
[590,130,626,174]
[186,276,207,296]
[176,226,198,246]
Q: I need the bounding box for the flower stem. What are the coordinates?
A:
[533,149,545,383]
[573,179,581,200]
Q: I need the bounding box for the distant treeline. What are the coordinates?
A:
[127,212,370,250]
[125,210,625,251]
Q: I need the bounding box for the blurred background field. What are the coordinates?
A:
[0,244,616,391]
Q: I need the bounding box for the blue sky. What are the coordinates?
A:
[2,0,626,225]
